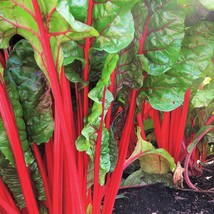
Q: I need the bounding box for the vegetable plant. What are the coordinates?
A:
[0,0,213,213]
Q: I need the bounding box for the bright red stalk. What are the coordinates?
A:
[52,110,63,214]
[0,198,19,214]
[0,83,39,214]
[44,139,54,196]
[168,107,182,156]
[0,179,20,213]
[102,90,138,214]
[161,112,170,150]
[32,1,84,212]
[83,0,94,117]
[184,126,214,190]
[138,15,151,54]
[174,89,191,162]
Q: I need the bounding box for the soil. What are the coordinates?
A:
[113,162,214,214]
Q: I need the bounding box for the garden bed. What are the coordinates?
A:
[114,162,214,213]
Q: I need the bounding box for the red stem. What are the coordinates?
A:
[0,179,20,213]
[32,1,84,212]
[161,112,170,150]
[184,126,214,190]
[83,0,94,117]
[206,115,214,125]
[0,197,19,214]
[138,15,151,54]
[102,90,138,214]
[174,89,191,162]
[44,139,54,196]
[52,110,63,214]
[0,84,39,213]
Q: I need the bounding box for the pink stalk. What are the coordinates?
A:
[93,87,106,214]
[0,198,19,214]
[32,1,84,212]
[0,179,20,213]
[184,126,214,190]
[102,90,138,213]
[161,112,170,151]
[52,110,63,214]
[44,139,54,196]
[206,115,214,125]
[174,89,191,162]
[168,107,181,156]
[83,0,94,117]
[0,83,39,213]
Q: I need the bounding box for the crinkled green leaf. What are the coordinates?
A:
[199,0,214,10]
[109,128,118,172]
[92,0,138,53]
[63,0,88,23]
[139,20,214,111]
[6,40,54,145]
[0,151,46,208]
[116,44,147,89]
[56,0,99,38]
[0,0,98,76]
[62,41,85,66]
[89,50,108,83]
[1,76,34,166]
[133,0,185,75]
[0,152,25,208]
[177,0,210,26]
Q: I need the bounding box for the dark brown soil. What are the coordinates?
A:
[113,162,214,214]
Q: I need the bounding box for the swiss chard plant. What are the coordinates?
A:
[0,0,213,213]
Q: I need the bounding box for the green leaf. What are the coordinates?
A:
[133,0,185,75]
[61,41,85,66]
[139,149,175,174]
[62,0,88,23]
[0,0,98,76]
[191,79,214,108]
[199,0,214,10]
[6,40,54,145]
[92,0,138,53]
[140,20,214,111]
[0,151,46,208]
[133,127,175,174]
[177,0,210,26]
[56,0,99,38]
[122,168,173,187]
[0,152,25,208]
[116,44,147,89]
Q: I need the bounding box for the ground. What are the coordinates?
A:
[113,162,214,214]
